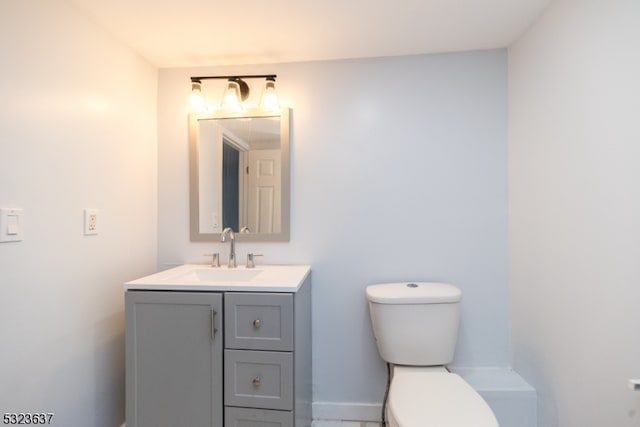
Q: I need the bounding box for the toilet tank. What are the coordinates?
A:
[366,282,461,366]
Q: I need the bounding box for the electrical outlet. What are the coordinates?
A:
[84,209,98,235]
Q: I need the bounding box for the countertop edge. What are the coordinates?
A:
[123,264,311,293]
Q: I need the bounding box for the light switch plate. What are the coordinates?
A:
[0,208,24,242]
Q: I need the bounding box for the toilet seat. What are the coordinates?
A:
[387,367,499,427]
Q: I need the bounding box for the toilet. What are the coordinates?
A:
[366,282,499,427]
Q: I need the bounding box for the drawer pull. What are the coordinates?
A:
[252,376,261,387]
[252,319,261,329]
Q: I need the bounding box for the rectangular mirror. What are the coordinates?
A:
[189,108,290,242]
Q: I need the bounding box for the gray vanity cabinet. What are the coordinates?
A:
[125,292,223,427]
[125,273,312,427]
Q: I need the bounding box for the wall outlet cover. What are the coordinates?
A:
[84,209,99,235]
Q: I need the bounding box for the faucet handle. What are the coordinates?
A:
[204,252,220,267]
[246,253,263,269]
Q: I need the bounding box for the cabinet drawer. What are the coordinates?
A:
[225,407,293,427]
[224,350,293,410]
[225,293,293,351]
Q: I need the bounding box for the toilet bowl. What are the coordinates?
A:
[366,282,499,427]
[387,367,497,427]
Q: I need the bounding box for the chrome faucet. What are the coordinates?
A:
[221,227,237,268]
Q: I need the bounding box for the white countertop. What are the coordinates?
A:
[124,264,311,292]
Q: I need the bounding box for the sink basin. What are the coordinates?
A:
[124,263,311,292]
[168,268,263,283]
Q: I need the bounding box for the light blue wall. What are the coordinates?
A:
[157,49,509,406]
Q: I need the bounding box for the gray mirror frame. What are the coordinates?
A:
[189,108,290,242]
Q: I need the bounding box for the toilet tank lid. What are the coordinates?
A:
[366,282,461,304]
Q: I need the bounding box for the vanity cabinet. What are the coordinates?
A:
[125,273,311,427]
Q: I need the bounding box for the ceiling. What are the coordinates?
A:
[67,0,552,68]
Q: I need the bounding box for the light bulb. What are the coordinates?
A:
[222,81,242,111]
[261,79,280,111]
[189,81,205,112]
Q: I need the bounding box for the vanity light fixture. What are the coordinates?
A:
[189,74,279,113]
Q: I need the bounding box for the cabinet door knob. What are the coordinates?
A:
[252,319,261,329]
[252,376,261,387]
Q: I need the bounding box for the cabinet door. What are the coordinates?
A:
[126,291,223,427]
